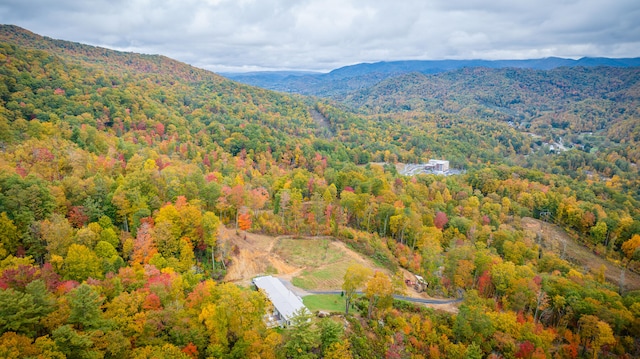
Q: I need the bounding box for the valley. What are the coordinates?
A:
[0,25,639,358]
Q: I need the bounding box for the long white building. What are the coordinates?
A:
[253,275,310,327]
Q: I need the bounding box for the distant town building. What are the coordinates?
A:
[253,275,310,327]
[427,159,449,172]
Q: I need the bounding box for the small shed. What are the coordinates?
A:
[253,275,310,327]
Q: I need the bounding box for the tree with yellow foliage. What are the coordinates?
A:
[621,234,640,264]
[342,264,372,315]
[364,271,394,319]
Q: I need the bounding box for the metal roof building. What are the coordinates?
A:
[253,275,309,327]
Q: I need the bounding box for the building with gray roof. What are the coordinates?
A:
[253,275,310,327]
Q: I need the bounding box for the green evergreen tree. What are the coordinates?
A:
[67,283,104,331]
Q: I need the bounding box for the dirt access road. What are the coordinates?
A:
[521,217,640,291]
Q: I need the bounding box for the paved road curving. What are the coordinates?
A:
[277,277,462,305]
[277,277,312,297]
[306,289,463,305]
[391,294,463,304]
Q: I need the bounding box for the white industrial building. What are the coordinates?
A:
[426,159,450,172]
[400,159,453,176]
[253,275,310,327]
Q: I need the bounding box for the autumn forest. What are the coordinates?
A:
[0,25,640,358]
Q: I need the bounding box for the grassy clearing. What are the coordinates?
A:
[291,277,311,289]
[273,237,385,290]
[273,238,344,267]
[292,259,361,290]
[303,294,346,313]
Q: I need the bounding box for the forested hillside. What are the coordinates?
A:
[1,25,640,358]
[344,67,640,143]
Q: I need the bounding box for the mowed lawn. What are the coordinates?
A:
[303,294,346,313]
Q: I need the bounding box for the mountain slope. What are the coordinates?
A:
[0,24,221,82]
[0,25,331,155]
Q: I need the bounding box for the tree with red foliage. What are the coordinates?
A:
[142,292,163,311]
[40,263,62,292]
[385,332,406,359]
[155,122,165,137]
[182,343,198,358]
[0,264,39,290]
[515,340,535,358]
[434,211,448,230]
[477,270,493,297]
[68,206,89,228]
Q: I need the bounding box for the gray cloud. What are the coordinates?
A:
[1,0,639,72]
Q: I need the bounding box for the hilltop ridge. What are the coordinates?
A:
[0,24,223,82]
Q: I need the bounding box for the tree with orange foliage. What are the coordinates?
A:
[181,342,198,358]
[248,187,269,215]
[238,212,252,239]
[132,221,157,264]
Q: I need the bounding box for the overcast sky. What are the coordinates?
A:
[2,0,639,72]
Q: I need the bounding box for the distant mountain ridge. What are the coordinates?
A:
[224,57,640,97]
[343,67,640,134]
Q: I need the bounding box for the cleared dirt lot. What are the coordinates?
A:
[221,226,387,289]
[220,226,459,312]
